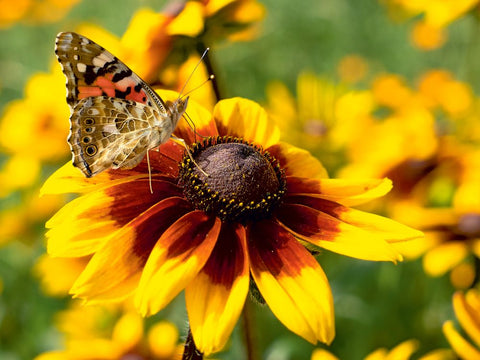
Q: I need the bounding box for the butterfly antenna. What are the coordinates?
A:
[178,48,211,100]
[181,75,215,98]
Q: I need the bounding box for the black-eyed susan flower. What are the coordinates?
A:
[42,93,422,355]
[35,302,182,360]
[443,289,480,359]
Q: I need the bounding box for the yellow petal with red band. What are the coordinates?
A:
[186,223,249,355]
[286,195,423,242]
[136,212,221,316]
[443,320,480,359]
[268,142,328,179]
[287,177,392,206]
[453,291,480,347]
[247,220,335,345]
[46,179,182,257]
[276,204,401,262]
[70,197,191,302]
[214,97,280,148]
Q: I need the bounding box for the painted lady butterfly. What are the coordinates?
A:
[55,32,189,178]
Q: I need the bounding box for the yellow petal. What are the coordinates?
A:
[248,220,335,344]
[167,1,204,37]
[268,142,328,179]
[287,177,392,206]
[443,320,480,359]
[186,224,249,354]
[311,348,339,360]
[277,204,402,262]
[136,212,221,316]
[213,97,280,148]
[71,197,192,302]
[385,339,419,360]
[453,291,480,348]
[423,242,468,276]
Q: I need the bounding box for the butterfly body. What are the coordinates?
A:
[55,31,188,177]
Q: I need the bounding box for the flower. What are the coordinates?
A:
[381,0,480,50]
[265,72,372,171]
[443,289,480,359]
[42,93,422,354]
[35,302,182,360]
[0,0,80,28]
[311,339,454,360]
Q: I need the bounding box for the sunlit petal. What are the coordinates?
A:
[248,220,335,344]
[136,212,222,316]
[186,223,249,355]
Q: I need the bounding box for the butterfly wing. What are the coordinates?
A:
[69,96,174,177]
[55,31,167,112]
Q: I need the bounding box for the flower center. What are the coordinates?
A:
[178,137,286,223]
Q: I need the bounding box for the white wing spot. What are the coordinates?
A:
[77,63,87,73]
[73,54,79,60]
[92,53,108,67]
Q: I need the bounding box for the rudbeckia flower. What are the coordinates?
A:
[443,289,480,359]
[42,94,422,355]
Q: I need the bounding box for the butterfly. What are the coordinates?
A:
[55,31,190,178]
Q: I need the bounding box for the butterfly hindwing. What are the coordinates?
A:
[69,96,173,177]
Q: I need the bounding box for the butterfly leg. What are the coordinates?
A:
[146,149,153,194]
[170,135,209,177]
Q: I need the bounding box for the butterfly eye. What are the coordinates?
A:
[84,118,95,125]
[85,145,97,156]
[82,136,91,144]
[85,127,94,133]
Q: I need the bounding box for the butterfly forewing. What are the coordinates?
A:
[55,32,166,111]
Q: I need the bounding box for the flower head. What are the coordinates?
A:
[42,94,422,354]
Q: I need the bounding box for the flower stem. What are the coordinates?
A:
[182,327,203,360]
[242,298,259,360]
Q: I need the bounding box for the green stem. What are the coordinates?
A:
[242,298,259,360]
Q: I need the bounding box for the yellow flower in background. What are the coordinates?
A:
[312,339,454,359]
[0,0,80,28]
[42,95,422,354]
[0,190,65,246]
[391,146,480,288]
[34,255,90,296]
[411,21,446,50]
[381,0,480,50]
[443,289,480,359]
[337,54,370,84]
[35,303,182,360]
[0,65,70,163]
[265,72,373,171]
